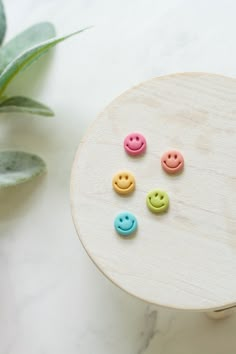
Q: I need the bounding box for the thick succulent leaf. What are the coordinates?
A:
[0,151,46,187]
[0,96,54,116]
[0,27,89,95]
[0,0,6,45]
[0,22,56,73]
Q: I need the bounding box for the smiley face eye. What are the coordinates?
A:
[130,137,133,141]
[160,195,164,200]
[125,216,129,220]
[174,154,177,159]
[120,218,123,222]
[125,175,128,180]
[168,154,171,158]
[155,193,158,197]
[119,175,122,180]
[136,136,139,141]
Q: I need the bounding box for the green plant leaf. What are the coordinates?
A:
[0,27,90,95]
[0,22,56,73]
[0,151,46,187]
[0,0,6,45]
[0,96,54,116]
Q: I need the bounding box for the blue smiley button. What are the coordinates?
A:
[114,211,138,236]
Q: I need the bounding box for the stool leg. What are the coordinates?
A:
[206,307,235,320]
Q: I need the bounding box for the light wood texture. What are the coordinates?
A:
[71,73,236,311]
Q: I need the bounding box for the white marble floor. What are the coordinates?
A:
[1,0,236,353]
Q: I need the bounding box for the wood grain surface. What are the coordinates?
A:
[71,73,236,310]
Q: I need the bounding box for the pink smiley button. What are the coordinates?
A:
[161,150,184,174]
[124,133,146,156]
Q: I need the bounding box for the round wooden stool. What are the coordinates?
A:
[70,73,236,316]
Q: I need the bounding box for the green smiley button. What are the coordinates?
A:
[146,189,169,213]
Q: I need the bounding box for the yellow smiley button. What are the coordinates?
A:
[112,171,135,195]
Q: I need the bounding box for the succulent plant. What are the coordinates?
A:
[0,0,88,187]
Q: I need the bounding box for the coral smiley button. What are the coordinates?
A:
[161,150,184,174]
[124,133,146,156]
[112,171,135,195]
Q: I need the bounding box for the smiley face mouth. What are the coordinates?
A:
[163,161,181,169]
[126,142,144,151]
[115,182,133,190]
[149,201,165,209]
[118,220,135,231]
